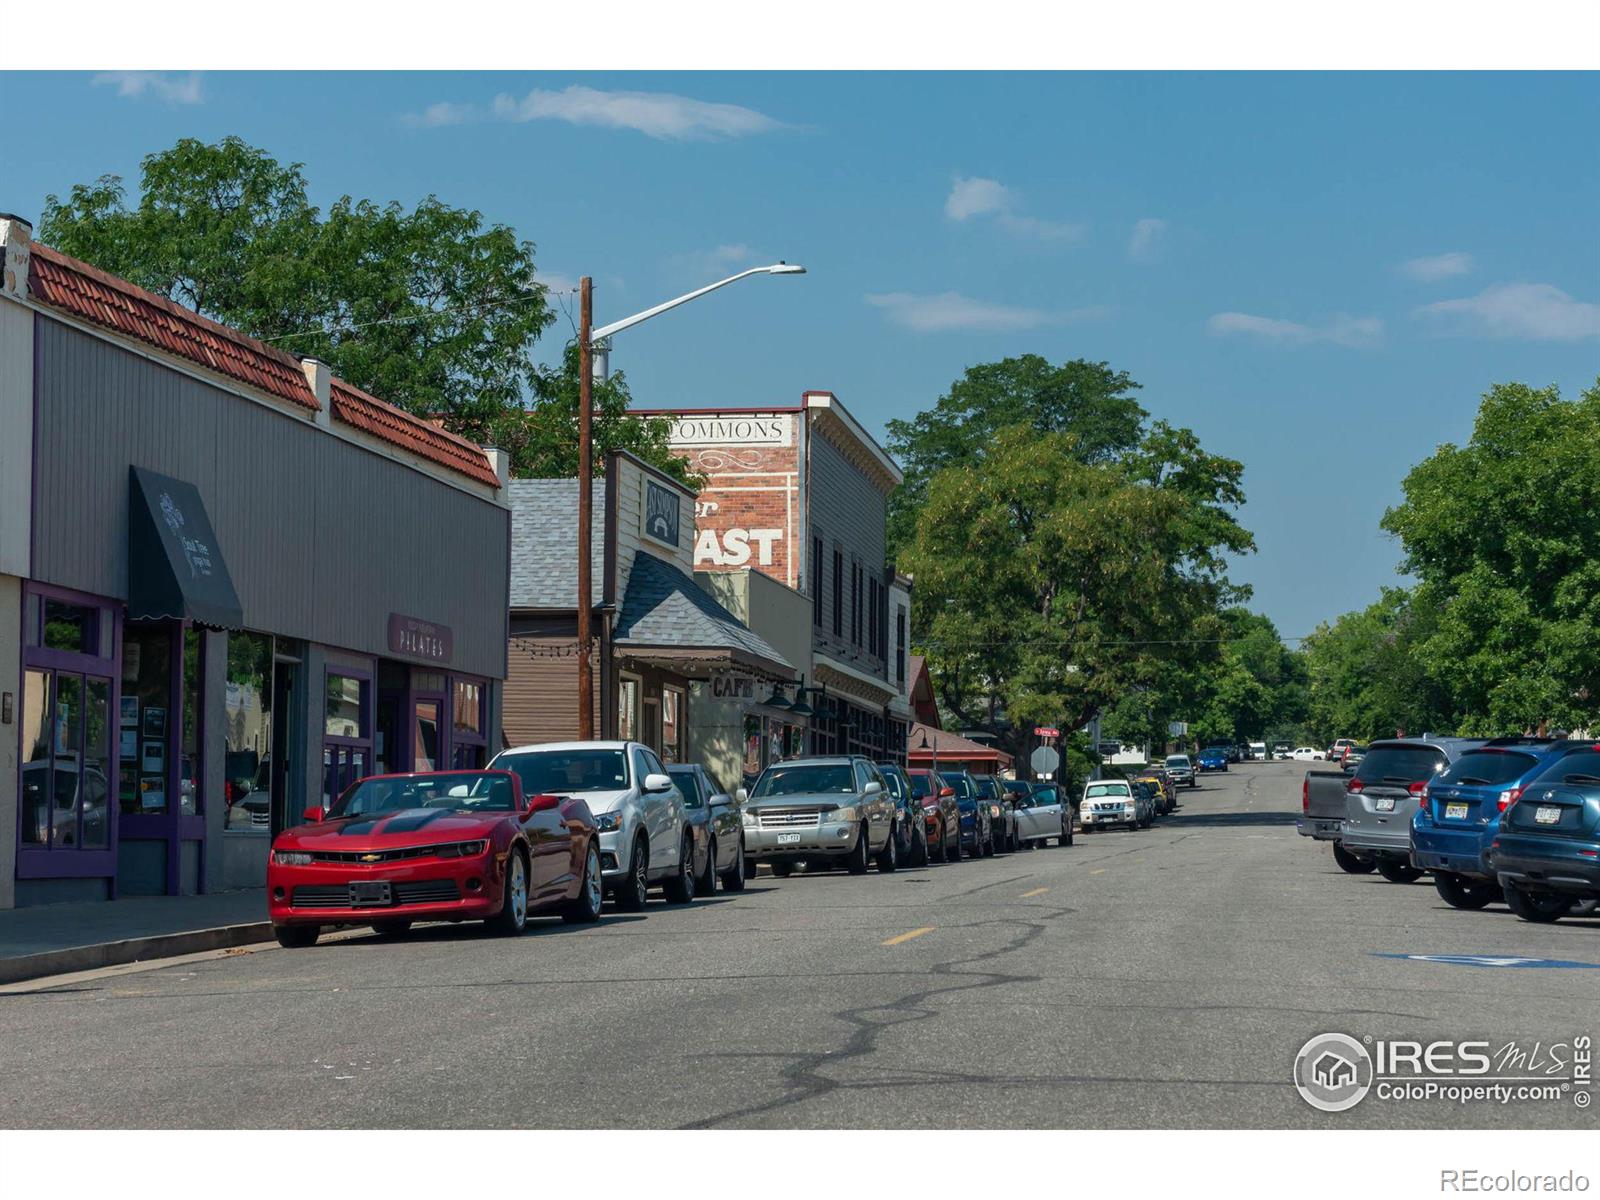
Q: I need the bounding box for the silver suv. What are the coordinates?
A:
[741,756,900,876]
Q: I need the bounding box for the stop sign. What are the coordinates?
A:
[1030,746,1061,776]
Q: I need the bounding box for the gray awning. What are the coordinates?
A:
[614,552,795,682]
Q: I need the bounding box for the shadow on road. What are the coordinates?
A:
[1159,810,1301,828]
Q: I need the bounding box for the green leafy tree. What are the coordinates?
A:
[902,422,1250,763]
[39,136,689,482]
[885,355,1147,554]
[1381,379,1600,732]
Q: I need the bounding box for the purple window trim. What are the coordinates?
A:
[17,582,124,886]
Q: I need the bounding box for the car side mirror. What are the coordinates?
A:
[939,787,954,798]
[735,787,749,804]
[710,795,732,810]
[301,806,324,824]
[863,781,882,796]
[527,793,562,813]
[644,772,674,794]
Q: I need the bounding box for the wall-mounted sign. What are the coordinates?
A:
[388,613,453,665]
[643,479,681,548]
[694,527,782,567]
[712,674,756,700]
[668,415,791,447]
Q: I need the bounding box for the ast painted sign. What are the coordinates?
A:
[388,613,453,664]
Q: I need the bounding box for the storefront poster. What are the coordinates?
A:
[142,706,167,737]
[141,739,165,774]
[120,729,138,759]
[140,779,165,811]
[120,696,139,726]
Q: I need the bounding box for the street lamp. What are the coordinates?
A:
[575,264,806,738]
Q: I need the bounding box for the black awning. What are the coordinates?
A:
[128,466,244,630]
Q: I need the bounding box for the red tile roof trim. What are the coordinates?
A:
[27,242,498,488]
[28,243,318,411]
[331,380,499,487]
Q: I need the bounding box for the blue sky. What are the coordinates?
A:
[3,70,1597,641]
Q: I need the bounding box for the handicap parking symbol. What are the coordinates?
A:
[1375,953,1600,969]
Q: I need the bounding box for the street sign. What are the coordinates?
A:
[1030,746,1061,776]
[1033,726,1059,738]
[1168,721,1189,736]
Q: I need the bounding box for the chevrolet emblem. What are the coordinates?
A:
[360,853,383,863]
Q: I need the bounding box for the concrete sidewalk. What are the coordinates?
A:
[0,890,271,984]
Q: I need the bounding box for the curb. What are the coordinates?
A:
[0,921,275,985]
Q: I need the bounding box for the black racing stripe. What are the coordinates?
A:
[368,808,461,834]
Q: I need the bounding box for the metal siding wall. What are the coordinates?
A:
[33,319,508,679]
[808,429,888,676]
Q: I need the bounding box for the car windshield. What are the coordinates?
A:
[1351,745,1447,785]
[669,770,704,808]
[1434,750,1538,788]
[330,771,515,818]
[754,764,854,797]
[494,749,629,795]
[1166,756,1190,767]
[939,772,974,797]
[1086,783,1129,798]
[975,778,1000,798]
[908,773,933,799]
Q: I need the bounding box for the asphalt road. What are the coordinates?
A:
[2,761,1595,1129]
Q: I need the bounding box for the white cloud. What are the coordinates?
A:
[1129,218,1167,261]
[865,291,1105,334]
[404,101,476,128]
[945,177,1012,221]
[1398,251,1474,282]
[1414,282,1600,341]
[92,72,203,105]
[488,85,782,141]
[536,271,580,296]
[1208,311,1384,348]
[944,175,1084,242]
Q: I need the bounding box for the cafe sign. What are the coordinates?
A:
[388,613,453,665]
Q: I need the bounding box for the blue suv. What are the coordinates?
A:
[1490,742,1600,923]
[1411,737,1569,909]
[939,770,994,858]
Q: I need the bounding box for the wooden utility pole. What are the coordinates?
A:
[576,276,594,739]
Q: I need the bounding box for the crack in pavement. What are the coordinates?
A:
[678,911,1065,1129]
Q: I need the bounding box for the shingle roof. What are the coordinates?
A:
[331,380,499,487]
[507,478,605,609]
[615,551,793,676]
[906,721,1014,766]
[27,242,497,488]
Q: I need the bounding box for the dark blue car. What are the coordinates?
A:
[940,769,993,858]
[1411,737,1570,909]
[1196,747,1229,772]
[1489,743,1600,923]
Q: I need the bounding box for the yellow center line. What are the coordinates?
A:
[1089,868,1106,875]
[1020,886,1050,897]
[882,926,936,946]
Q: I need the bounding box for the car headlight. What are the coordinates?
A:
[594,812,623,833]
[435,839,489,858]
[832,805,857,823]
[273,850,312,866]
[741,809,758,827]
[990,804,1001,818]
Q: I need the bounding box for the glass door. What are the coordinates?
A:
[412,699,442,771]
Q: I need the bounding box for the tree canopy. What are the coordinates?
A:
[39,136,688,482]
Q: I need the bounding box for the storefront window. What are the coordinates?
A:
[661,687,684,763]
[451,679,486,770]
[325,673,366,738]
[743,713,762,784]
[325,670,374,807]
[412,699,439,772]
[619,677,640,741]
[122,625,173,816]
[224,632,273,834]
[180,628,203,816]
[42,599,100,655]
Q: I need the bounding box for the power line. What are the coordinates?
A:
[261,284,579,344]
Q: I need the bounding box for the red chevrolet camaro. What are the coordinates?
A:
[267,769,602,947]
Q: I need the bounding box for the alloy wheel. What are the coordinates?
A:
[585,846,603,913]
[510,853,528,926]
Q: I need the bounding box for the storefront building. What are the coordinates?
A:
[0,218,509,907]
[641,392,909,765]
[503,451,795,763]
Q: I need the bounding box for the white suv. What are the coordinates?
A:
[491,741,693,910]
[1079,779,1149,831]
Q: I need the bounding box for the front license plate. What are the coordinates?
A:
[776,832,802,845]
[1375,797,1396,812]
[1535,806,1562,825]
[1445,803,1469,820]
[349,880,392,906]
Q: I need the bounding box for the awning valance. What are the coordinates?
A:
[128,466,244,630]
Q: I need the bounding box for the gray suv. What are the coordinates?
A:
[1342,736,1486,883]
[741,756,899,877]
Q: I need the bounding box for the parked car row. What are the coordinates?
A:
[1298,735,1600,925]
[265,742,1083,947]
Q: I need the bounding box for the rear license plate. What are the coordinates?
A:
[1446,803,1469,820]
[1535,806,1562,825]
[349,881,392,906]
[776,832,802,845]
[1375,797,1396,812]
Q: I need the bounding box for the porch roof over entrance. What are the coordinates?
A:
[614,552,795,682]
